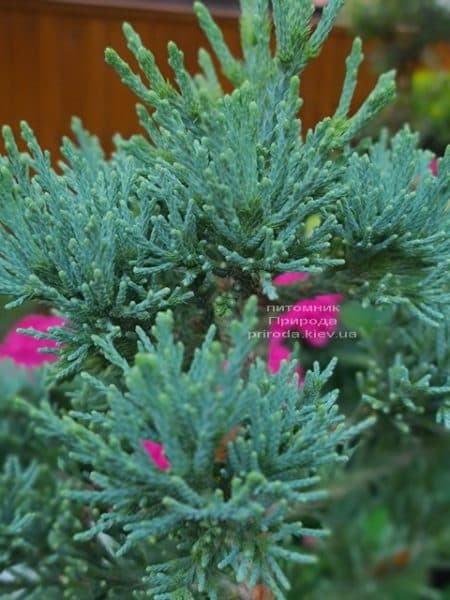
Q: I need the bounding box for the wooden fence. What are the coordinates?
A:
[0,0,382,159]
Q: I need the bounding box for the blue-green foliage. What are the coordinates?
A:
[0,367,158,599]
[107,2,395,293]
[25,298,373,599]
[0,362,48,463]
[0,453,151,599]
[0,0,449,598]
[356,308,450,431]
[338,128,450,325]
[0,457,46,569]
[0,120,192,378]
[0,0,397,378]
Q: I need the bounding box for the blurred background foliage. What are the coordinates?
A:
[0,298,35,339]
[1,2,450,597]
[344,0,450,155]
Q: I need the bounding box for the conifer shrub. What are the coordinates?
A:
[0,1,449,598]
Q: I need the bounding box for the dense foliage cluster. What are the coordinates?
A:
[0,0,449,598]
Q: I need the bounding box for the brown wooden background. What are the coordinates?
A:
[0,0,384,160]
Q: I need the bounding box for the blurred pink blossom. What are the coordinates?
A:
[141,439,170,471]
[272,272,309,286]
[430,157,438,176]
[267,273,342,383]
[0,314,65,368]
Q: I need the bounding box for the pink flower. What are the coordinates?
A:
[0,314,65,368]
[430,158,438,176]
[272,272,309,286]
[141,439,170,471]
[302,535,318,548]
[267,273,342,384]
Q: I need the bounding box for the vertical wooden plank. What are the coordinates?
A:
[38,10,65,158]
[1,9,40,153]
[58,14,109,148]
[82,17,108,143]
[0,6,12,129]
